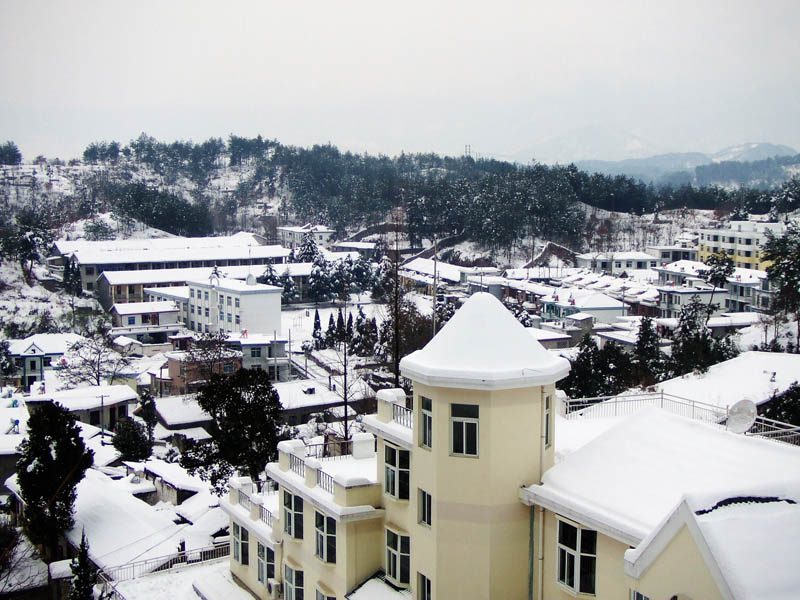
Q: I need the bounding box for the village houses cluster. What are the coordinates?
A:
[2,217,800,600]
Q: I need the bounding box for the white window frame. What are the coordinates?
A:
[283,491,304,539]
[385,444,410,500]
[386,528,410,587]
[315,510,336,564]
[256,542,274,584]
[284,565,303,600]
[629,591,650,600]
[315,590,335,600]
[450,403,479,457]
[418,573,432,600]
[419,489,432,527]
[232,522,249,565]
[420,396,432,449]
[556,519,596,595]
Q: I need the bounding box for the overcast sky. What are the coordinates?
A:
[2,0,799,162]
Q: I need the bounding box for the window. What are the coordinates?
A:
[251,347,262,358]
[557,520,596,595]
[315,511,336,563]
[418,573,432,600]
[419,489,432,527]
[29,360,37,371]
[315,591,335,600]
[284,565,303,600]
[257,542,274,584]
[450,404,479,456]
[233,522,249,565]
[190,289,195,298]
[86,282,93,291]
[190,321,195,330]
[223,362,234,374]
[204,291,209,301]
[420,396,432,448]
[385,445,410,500]
[284,491,304,539]
[236,315,241,325]
[127,316,136,325]
[190,304,195,314]
[386,529,410,586]
[219,310,225,322]
[235,297,240,308]
[630,592,650,600]
[85,266,95,275]
[43,357,51,367]
[204,308,209,317]
[544,395,551,448]
[227,296,232,306]
[227,313,232,323]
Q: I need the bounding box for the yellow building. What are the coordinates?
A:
[697,221,786,270]
[222,292,800,600]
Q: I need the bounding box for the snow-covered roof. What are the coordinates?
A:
[528,328,571,342]
[334,241,376,250]
[186,277,280,294]
[65,469,185,571]
[112,301,179,316]
[26,384,138,411]
[277,223,334,234]
[273,379,348,411]
[524,408,800,545]
[143,285,191,301]
[576,251,656,261]
[651,351,800,410]
[401,292,570,390]
[68,244,288,266]
[7,333,84,356]
[402,257,467,283]
[347,576,413,599]
[625,484,800,599]
[141,458,206,492]
[153,394,210,427]
[55,232,262,255]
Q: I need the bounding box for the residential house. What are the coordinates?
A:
[159,350,243,396]
[575,251,658,274]
[110,301,183,349]
[4,333,83,390]
[186,276,281,337]
[24,384,138,433]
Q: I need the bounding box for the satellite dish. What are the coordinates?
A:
[727,399,757,434]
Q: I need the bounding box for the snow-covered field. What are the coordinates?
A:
[280,295,388,348]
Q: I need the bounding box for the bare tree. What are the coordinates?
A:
[63,321,132,387]
[185,331,240,381]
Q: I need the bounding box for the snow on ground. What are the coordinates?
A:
[0,262,99,339]
[280,296,388,346]
[735,317,799,351]
[58,212,174,241]
[113,558,236,600]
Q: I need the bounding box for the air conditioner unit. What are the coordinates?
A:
[267,579,282,599]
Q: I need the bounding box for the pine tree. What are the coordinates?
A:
[258,263,281,287]
[112,419,152,461]
[331,256,354,302]
[297,232,320,262]
[279,268,299,304]
[346,312,354,345]
[557,335,604,399]
[307,255,332,304]
[633,316,663,387]
[325,314,337,349]
[69,531,96,600]
[138,391,158,445]
[335,309,346,346]
[699,253,734,323]
[312,309,324,350]
[0,340,14,379]
[16,402,94,554]
[371,255,395,303]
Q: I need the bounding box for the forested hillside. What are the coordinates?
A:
[2,135,799,261]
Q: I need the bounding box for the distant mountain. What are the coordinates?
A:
[574,142,798,187]
[512,124,665,164]
[711,143,797,163]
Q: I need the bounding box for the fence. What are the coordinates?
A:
[289,453,305,476]
[238,489,251,512]
[392,404,413,428]
[101,542,230,582]
[305,440,353,460]
[317,470,335,494]
[259,504,275,527]
[565,391,800,448]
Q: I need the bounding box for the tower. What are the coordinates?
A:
[399,292,570,599]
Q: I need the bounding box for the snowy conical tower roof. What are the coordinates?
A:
[400,292,570,390]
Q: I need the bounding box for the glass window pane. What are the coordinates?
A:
[453,422,464,454]
[465,422,478,455]
[387,530,397,548]
[399,450,409,469]
[566,553,575,587]
[579,556,596,594]
[400,535,410,554]
[399,471,409,500]
[316,512,323,529]
[559,522,577,549]
[451,404,479,418]
[400,554,410,583]
[422,397,432,411]
[581,530,597,555]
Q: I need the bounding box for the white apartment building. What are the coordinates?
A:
[186,275,281,337]
[277,224,335,250]
[575,251,658,274]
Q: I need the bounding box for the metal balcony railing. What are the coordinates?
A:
[238,489,252,511]
[317,470,335,494]
[259,504,274,527]
[305,440,353,460]
[289,453,305,476]
[392,403,413,428]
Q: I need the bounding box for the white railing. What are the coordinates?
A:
[392,403,413,428]
[317,470,335,494]
[238,489,252,511]
[565,391,800,447]
[100,542,230,582]
[289,453,305,476]
[259,504,274,527]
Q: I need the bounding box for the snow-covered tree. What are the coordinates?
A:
[279,268,299,304]
[297,232,321,262]
[258,263,281,287]
[16,402,94,555]
[112,419,152,461]
[64,322,132,387]
[69,531,96,600]
[307,255,332,304]
[312,309,324,350]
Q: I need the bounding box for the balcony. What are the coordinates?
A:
[267,434,382,514]
[222,477,280,542]
[361,388,414,450]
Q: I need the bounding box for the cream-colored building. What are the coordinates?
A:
[221,292,800,600]
[698,220,786,270]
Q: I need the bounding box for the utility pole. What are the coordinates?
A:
[432,237,438,336]
[97,394,108,444]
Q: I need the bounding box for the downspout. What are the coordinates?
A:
[536,386,547,600]
[528,506,535,600]
[537,505,544,600]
